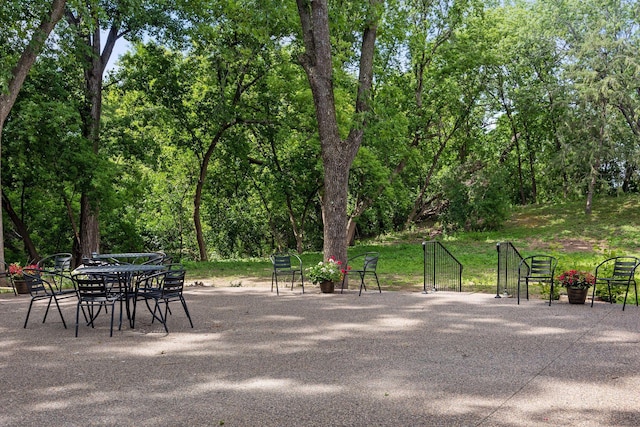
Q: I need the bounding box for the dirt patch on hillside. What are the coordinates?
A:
[528,238,606,253]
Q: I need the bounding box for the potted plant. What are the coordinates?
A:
[9,262,39,294]
[556,269,596,304]
[306,256,344,293]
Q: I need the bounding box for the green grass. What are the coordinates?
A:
[186,194,640,295]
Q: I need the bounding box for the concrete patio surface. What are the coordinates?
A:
[1,285,639,426]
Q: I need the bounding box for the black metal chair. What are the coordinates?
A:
[133,267,193,333]
[37,253,72,272]
[1,262,16,295]
[517,255,557,305]
[341,252,381,296]
[22,268,77,329]
[270,254,304,295]
[591,257,640,310]
[72,273,123,337]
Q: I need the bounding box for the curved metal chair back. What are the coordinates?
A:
[0,262,16,295]
[37,253,73,272]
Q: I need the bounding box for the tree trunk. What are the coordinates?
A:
[80,193,100,257]
[67,14,120,261]
[586,103,606,215]
[296,0,379,267]
[1,191,38,261]
[0,0,66,266]
[193,121,237,261]
[78,34,104,259]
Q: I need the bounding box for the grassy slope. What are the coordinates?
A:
[185,195,640,293]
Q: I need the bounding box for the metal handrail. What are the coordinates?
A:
[496,242,525,298]
[422,241,463,293]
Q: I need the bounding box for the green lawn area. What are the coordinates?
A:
[184,195,640,298]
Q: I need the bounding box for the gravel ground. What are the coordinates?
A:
[1,285,640,427]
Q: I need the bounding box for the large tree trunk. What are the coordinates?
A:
[66,13,120,262]
[296,0,379,267]
[0,0,66,266]
[79,34,104,259]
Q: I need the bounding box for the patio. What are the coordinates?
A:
[1,286,639,426]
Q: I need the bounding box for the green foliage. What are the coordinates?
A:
[440,166,510,232]
[185,195,640,302]
[5,0,640,266]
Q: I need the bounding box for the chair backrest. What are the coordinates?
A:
[520,255,557,278]
[363,253,379,272]
[271,255,292,271]
[22,269,49,295]
[37,253,72,271]
[612,259,639,279]
[597,257,640,280]
[74,275,110,299]
[162,269,186,297]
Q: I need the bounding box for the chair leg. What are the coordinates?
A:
[180,296,194,328]
[109,301,116,337]
[623,283,631,311]
[374,273,381,293]
[43,297,54,324]
[51,296,68,329]
[358,273,366,296]
[23,298,36,328]
[548,280,553,306]
[341,274,347,294]
[591,284,597,307]
[118,300,123,332]
[160,301,169,333]
[75,301,81,337]
[301,273,304,294]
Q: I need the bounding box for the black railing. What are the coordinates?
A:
[496,242,525,298]
[422,241,463,292]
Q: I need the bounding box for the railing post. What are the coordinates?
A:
[496,243,502,298]
[422,241,428,294]
[432,243,437,292]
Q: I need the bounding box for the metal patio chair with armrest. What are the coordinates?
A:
[517,255,557,305]
[37,253,72,272]
[270,254,305,295]
[133,266,193,333]
[72,273,123,337]
[591,256,640,310]
[1,262,16,295]
[341,252,381,296]
[22,268,77,329]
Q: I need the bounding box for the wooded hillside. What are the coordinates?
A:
[2,0,639,263]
